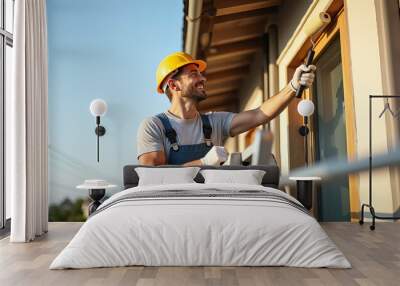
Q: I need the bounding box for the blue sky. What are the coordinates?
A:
[47,0,183,203]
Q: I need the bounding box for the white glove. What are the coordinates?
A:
[290,64,316,92]
[200,146,228,166]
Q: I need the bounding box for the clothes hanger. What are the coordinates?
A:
[378,98,395,118]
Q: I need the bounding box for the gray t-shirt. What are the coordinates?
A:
[137,110,236,160]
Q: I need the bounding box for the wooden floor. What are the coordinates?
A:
[0,222,399,286]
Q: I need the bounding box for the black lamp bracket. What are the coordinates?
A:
[95,116,106,136]
[94,115,106,162]
[298,125,309,136]
[95,126,106,136]
[298,116,309,136]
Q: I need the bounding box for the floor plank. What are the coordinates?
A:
[0,222,399,286]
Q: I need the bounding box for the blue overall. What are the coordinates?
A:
[156,112,213,165]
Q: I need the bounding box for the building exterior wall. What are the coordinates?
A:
[221,0,399,216]
[345,0,396,214]
[224,50,265,152]
[274,0,398,215]
[276,0,334,177]
[238,50,264,151]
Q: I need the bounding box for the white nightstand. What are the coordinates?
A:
[289,176,321,210]
[77,180,117,215]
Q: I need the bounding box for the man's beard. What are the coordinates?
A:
[181,85,207,102]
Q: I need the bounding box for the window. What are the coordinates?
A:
[0,0,14,233]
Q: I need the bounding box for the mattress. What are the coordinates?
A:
[50,183,351,269]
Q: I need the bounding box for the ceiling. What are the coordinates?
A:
[183,0,281,112]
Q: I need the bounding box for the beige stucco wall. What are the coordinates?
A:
[345,0,395,214]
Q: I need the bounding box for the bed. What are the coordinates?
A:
[49,165,351,269]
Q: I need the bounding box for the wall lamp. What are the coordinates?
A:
[90,99,107,162]
[297,99,315,166]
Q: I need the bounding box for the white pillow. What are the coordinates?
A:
[135,167,200,186]
[200,169,266,185]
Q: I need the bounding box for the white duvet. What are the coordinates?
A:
[50,183,351,269]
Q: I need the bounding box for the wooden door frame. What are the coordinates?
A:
[288,3,360,221]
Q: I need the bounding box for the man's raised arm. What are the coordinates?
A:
[229,64,316,137]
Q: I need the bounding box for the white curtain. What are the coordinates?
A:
[9,0,48,242]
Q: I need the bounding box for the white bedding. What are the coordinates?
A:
[50,183,351,269]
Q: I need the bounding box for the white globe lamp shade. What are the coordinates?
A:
[90,99,107,117]
[297,99,315,116]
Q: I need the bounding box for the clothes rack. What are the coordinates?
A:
[359,95,400,230]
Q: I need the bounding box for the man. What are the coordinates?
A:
[137,52,315,166]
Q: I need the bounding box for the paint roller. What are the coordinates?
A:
[295,12,331,98]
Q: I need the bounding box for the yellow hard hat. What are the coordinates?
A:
[156,52,207,94]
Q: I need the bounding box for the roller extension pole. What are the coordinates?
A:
[296,12,331,98]
[295,48,315,98]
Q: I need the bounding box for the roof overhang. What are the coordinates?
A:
[183,0,281,112]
